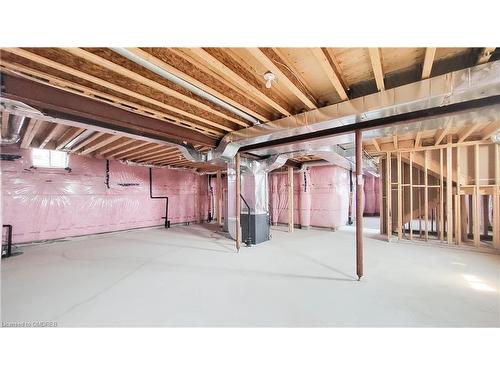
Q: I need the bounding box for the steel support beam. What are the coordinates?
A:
[1,73,216,148]
[239,95,500,152]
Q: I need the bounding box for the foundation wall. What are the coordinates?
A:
[363,174,380,215]
[269,165,351,229]
[1,145,209,244]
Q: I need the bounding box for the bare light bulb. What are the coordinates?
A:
[264,71,276,89]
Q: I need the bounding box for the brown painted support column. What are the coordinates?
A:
[439,148,444,241]
[397,152,402,240]
[288,166,294,233]
[409,152,413,241]
[379,169,384,234]
[216,171,222,226]
[355,130,364,280]
[424,150,429,241]
[456,146,461,245]
[235,153,241,251]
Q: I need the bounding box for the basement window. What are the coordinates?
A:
[32,149,69,169]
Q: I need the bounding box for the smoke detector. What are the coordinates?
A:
[263,71,276,89]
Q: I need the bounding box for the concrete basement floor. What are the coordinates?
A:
[2,221,499,327]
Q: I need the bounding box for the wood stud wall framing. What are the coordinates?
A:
[380,139,500,252]
[288,166,294,233]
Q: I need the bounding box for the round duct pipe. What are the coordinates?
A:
[110,48,260,125]
[1,114,27,145]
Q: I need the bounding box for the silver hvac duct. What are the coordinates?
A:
[212,60,500,160]
[110,48,260,125]
[0,97,206,163]
[244,104,500,159]
[0,114,26,145]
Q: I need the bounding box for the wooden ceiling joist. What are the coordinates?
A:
[137,154,175,164]
[164,160,191,167]
[55,127,85,150]
[156,153,186,164]
[368,48,385,91]
[101,140,146,158]
[135,148,180,162]
[70,132,103,153]
[79,134,122,155]
[457,123,483,142]
[422,48,436,79]
[1,49,230,135]
[481,122,500,140]
[127,48,269,123]
[125,145,176,161]
[393,135,398,149]
[188,48,292,116]
[1,112,9,138]
[169,48,274,115]
[38,123,62,149]
[63,48,248,129]
[143,155,183,165]
[247,48,318,109]
[152,148,184,160]
[113,143,165,160]
[0,62,225,138]
[94,137,136,155]
[310,48,348,101]
[133,148,180,162]
[1,111,9,126]
[20,119,43,149]
[415,130,423,147]
[372,138,381,152]
[434,126,449,146]
[477,48,496,65]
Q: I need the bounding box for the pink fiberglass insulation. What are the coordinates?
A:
[373,176,380,215]
[269,165,350,229]
[363,174,376,215]
[208,173,226,220]
[1,145,209,244]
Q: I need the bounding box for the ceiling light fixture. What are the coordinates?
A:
[264,71,276,89]
[491,132,500,144]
